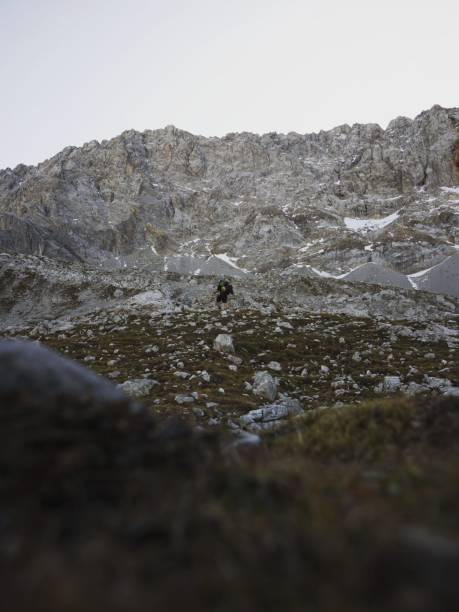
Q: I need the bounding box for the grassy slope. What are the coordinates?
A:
[43,307,457,424]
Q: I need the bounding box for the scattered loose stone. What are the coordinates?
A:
[173,371,190,379]
[276,320,294,330]
[227,354,243,366]
[174,394,195,405]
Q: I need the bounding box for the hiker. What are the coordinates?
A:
[216,278,234,309]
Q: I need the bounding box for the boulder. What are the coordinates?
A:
[174,394,195,405]
[118,378,158,398]
[0,338,138,413]
[213,334,235,354]
[252,371,278,402]
[240,397,303,430]
[383,376,402,392]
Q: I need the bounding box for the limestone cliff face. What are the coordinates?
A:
[0,105,458,275]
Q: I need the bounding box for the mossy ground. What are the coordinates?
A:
[42,306,457,426]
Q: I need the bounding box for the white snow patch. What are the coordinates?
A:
[344,210,401,233]
[308,266,336,278]
[301,262,376,280]
[178,238,200,253]
[364,244,374,252]
[441,186,459,195]
[150,245,158,255]
[214,253,250,273]
[335,263,369,279]
[409,263,440,279]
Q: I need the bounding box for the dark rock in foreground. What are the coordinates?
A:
[0,338,139,413]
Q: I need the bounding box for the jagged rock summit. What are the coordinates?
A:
[0,105,458,297]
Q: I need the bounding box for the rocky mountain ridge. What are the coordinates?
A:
[0,105,458,297]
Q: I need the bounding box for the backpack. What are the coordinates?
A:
[224,281,234,295]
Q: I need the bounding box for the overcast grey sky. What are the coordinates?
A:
[1,0,458,169]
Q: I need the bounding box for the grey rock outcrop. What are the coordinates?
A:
[0,106,457,297]
[240,397,303,431]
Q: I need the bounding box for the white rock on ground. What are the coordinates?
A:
[117,378,158,398]
[239,397,303,430]
[173,371,190,379]
[213,334,235,354]
[383,376,402,392]
[227,354,243,365]
[252,371,278,402]
[276,320,294,330]
[175,394,195,405]
[404,382,429,396]
[424,376,452,391]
